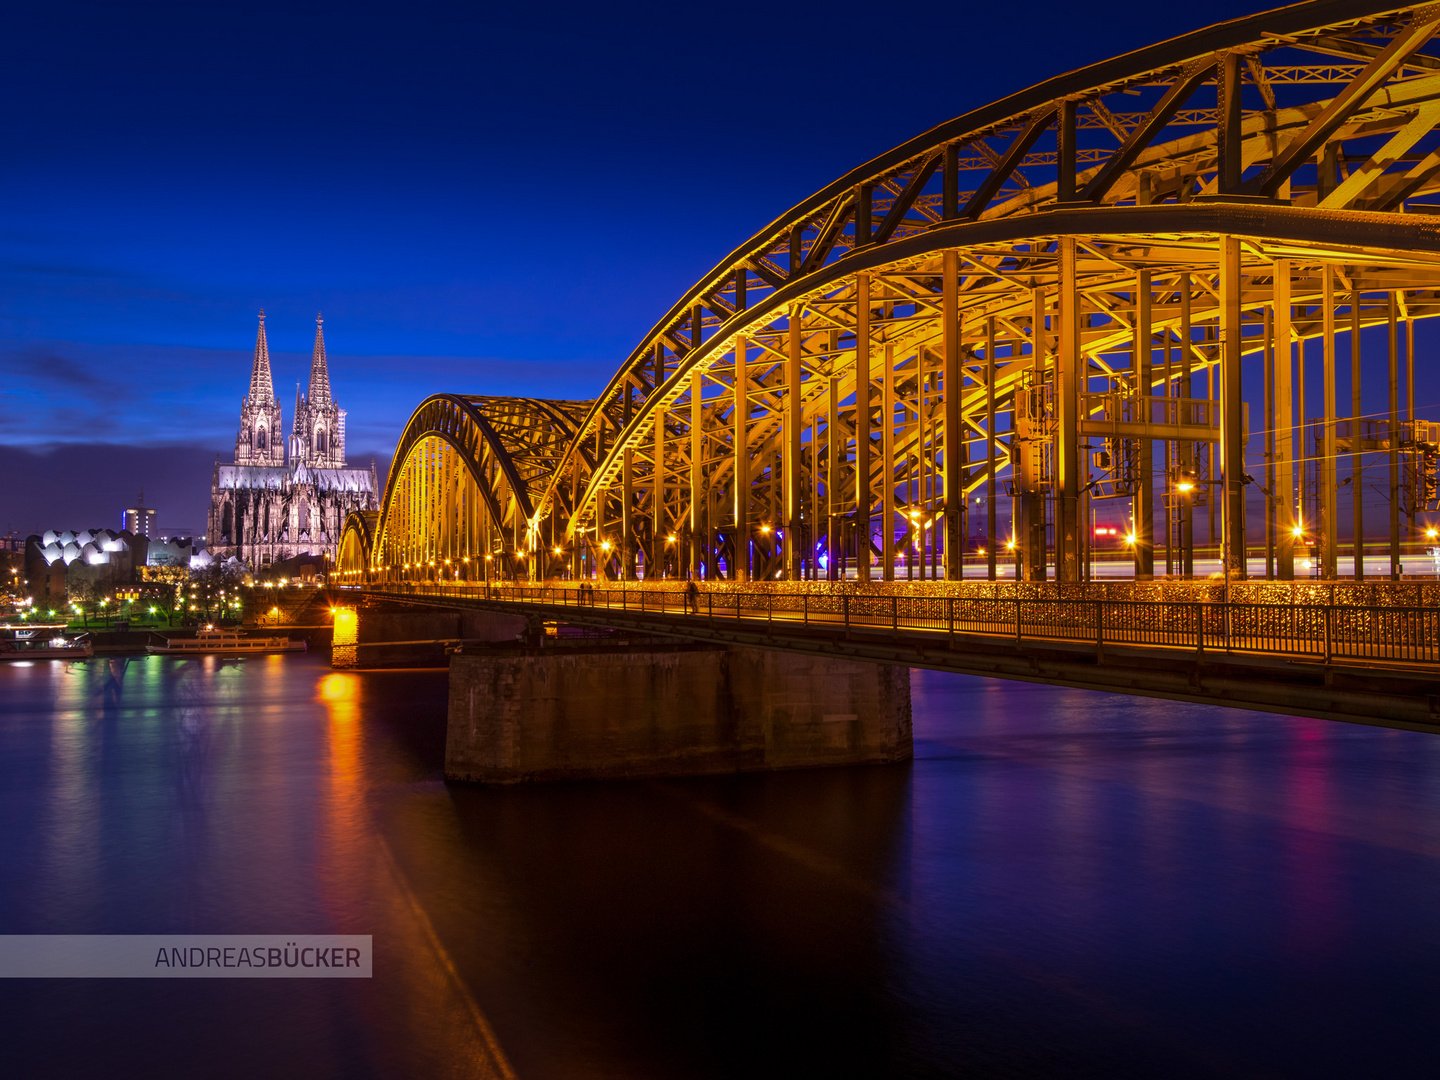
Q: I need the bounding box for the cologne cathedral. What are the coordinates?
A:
[207,312,378,571]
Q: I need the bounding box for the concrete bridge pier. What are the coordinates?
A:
[333,602,530,668]
[445,645,912,784]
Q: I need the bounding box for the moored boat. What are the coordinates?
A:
[0,626,95,660]
[147,627,306,656]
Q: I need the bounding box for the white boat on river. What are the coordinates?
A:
[0,627,94,660]
[147,627,306,656]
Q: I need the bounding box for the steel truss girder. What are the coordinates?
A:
[538,3,1440,513]
[369,4,1440,585]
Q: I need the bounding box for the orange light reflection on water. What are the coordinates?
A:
[317,670,367,920]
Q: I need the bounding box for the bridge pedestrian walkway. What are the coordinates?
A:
[361,581,1440,670]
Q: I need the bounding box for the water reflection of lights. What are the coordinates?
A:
[319,673,357,703]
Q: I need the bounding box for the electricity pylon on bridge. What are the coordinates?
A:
[344,1,1440,589]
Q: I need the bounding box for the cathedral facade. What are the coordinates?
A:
[208,312,379,572]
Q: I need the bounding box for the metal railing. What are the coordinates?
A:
[366,582,1440,667]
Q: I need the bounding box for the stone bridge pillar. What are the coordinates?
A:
[446,645,912,784]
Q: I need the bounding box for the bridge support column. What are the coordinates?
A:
[786,308,804,581]
[1322,266,1339,579]
[882,341,896,581]
[1351,291,1364,581]
[1055,238,1081,582]
[690,371,703,579]
[734,334,750,581]
[622,447,635,580]
[943,249,963,580]
[445,645,912,784]
[1016,286,1048,582]
[1134,270,1154,578]
[1389,293,1402,581]
[1219,235,1247,579]
[1274,261,1295,580]
[1178,276,1196,577]
[986,317,997,582]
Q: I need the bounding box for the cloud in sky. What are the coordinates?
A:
[0,442,392,540]
[0,336,612,450]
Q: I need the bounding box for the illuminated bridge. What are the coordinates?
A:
[339,1,1440,731]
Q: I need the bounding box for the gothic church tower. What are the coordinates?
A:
[234,311,284,466]
[290,314,347,469]
[211,310,376,572]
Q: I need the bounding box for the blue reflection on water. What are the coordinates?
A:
[0,654,1437,1078]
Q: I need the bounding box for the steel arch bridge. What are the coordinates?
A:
[343,0,1440,591]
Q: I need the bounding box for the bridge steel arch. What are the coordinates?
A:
[381,1,1440,587]
[337,510,378,582]
[356,394,600,584]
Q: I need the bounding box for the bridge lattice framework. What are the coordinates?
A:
[340,1,1440,590]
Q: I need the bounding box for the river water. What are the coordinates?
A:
[1,653,1437,1078]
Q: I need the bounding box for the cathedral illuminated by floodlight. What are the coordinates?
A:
[208,311,378,571]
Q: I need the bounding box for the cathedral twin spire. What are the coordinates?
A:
[246,309,329,407]
[309,315,331,407]
[248,309,275,404]
[239,310,344,468]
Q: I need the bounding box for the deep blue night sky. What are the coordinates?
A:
[0,0,1268,532]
